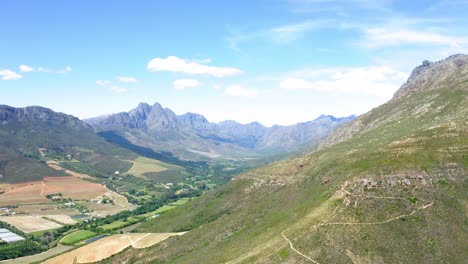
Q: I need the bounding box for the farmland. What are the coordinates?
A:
[60,230,96,245]
[42,176,107,200]
[0,216,62,233]
[127,157,169,177]
[44,233,183,264]
[43,215,77,225]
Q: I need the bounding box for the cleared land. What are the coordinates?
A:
[127,157,169,178]
[43,215,77,225]
[0,176,107,207]
[42,176,107,200]
[44,233,183,264]
[0,216,62,233]
[0,182,48,206]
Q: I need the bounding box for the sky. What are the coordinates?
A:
[1,0,468,126]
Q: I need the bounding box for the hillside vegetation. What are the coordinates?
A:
[100,55,467,263]
[0,106,137,182]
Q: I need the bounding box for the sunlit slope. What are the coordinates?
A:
[100,55,467,263]
[0,106,137,182]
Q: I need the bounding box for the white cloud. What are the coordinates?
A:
[37,66,72,73]
[96,80,111,86]
[0,69,22,80]
[224,85,258,98]
[117,76,137,83]
[280,66,408,97]
[173,79,200,90]
[364,27,468,48]
[19,65,34,72]
[147,56,243,77]
[108,86,128,94]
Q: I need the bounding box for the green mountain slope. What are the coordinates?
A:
[0,105,137,183]
[100,55,467,263]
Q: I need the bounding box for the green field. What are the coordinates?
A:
[127,157,169,177]
[100,220,128,231]
[60,230,96,245]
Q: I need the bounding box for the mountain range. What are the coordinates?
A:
[100,54,468,263]
[87,103,355,160]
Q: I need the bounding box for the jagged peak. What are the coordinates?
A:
[393,54,468,99]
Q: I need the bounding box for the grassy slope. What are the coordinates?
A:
[0,115,136,183]
[99,61,468,263]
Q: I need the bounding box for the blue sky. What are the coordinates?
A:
[1,0,468,126]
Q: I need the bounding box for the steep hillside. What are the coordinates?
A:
[0,105,137,183]
[100,55,467,263]
[88,104,354,160]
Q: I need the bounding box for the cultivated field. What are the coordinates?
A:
[0,215,62,233]
[42,176,107,200]
[127,157,169,178]
[0,182,48,206]
[44,233,183,263]
[43,215,77,225]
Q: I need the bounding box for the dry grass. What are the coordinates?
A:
[44,233,182,263]
[42,176,107,200]
[0,215,62,233]
[127,157,168,178]
[43,215,78,225]
[0,182,48,206]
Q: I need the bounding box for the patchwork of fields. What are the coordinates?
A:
[0,216,62,233]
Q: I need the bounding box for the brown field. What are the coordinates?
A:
[43,215,78,225]
[0,182,48,206]
[0,215,62,233]
[44,233,183,264]
[0,176,107,208]
[42,176,107,200]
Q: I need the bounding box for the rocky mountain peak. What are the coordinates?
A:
[393,54,468,99]
[0,105,88,129]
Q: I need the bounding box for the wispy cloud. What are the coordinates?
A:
[280,66,408,97]
[363,27,468,48]
[173,79,200,90]
[270,19,333,43]
[147,56,243,77]
[0,69,22,80]
[116,76,138,83]
[224,85,258,98]
[36,66,72,73]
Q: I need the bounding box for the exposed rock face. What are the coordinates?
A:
[0,105,89,129]
[319,54,468,150]
[393,54,468,99]
[87,103,355,159]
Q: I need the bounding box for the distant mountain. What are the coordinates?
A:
[0,105,136,183]
[102,55,467,263]
[87,103,355,160]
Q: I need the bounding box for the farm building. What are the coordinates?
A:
[0,228,25,243]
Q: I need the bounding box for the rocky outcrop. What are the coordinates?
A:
[393,54,468,99]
